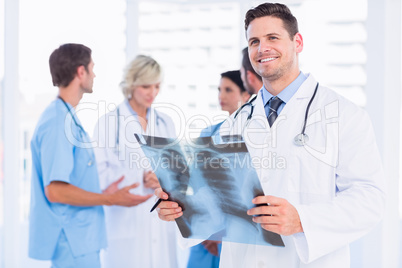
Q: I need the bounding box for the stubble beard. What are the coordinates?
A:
[83,80,94,94]
[259,57,295,84]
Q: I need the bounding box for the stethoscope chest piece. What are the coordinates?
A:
[292,82,319,147]
[294,133,309,146]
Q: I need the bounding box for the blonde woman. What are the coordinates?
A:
[93,55,179,268]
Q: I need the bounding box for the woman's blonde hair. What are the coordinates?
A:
[120,55,163,99]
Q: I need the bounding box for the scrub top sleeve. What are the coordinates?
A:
[40,119,74,187]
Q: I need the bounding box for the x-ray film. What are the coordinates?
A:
[134,134,284,247]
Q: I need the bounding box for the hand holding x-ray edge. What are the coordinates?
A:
[154,188,183,221]
[247,195,304,236]
[155,187,303,236]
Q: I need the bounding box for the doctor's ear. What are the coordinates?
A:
[294,33,303,53]
[247,70,259,85]
[241,91,250,103]
[76,65,87,79]
[127,86,136,99]
[246,70,254,84]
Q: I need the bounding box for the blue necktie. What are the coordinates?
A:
[267,97,283,127]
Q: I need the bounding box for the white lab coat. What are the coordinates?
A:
[215,74,386,268]
[92,101,179,268]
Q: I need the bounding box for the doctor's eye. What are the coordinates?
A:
[249,39,259,46]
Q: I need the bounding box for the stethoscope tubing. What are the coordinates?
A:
[234,94,258,120]
[58,96,86,134]
[57,96,94,165]
[300,83,319,136]
[115,106,166,149]
[231,83,320,145]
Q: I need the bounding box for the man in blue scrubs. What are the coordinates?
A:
[29,43,153,267]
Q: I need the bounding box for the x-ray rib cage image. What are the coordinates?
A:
[134,134,284,247]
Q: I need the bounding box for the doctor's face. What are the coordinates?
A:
[218,77,249,115]
[246,16,303,85]
[131,83,160,108]
[81,59,96,94]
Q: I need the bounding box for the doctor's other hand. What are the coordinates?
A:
[102,175,125,195]
[143,171,161,190]
[103,176,153,207]
[247,195,303,236]
[154,187,183,221]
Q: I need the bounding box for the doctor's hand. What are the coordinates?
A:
[103,175,125,195]
[143,171,160,190]
[247,195,303,236]
[103,176,153,207]
[154,188,183,221]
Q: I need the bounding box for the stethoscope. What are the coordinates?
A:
[232,83,319,146]
[58,96,94,166]
[115,106,167,153]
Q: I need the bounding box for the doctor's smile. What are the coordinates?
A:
[259,56,278,63]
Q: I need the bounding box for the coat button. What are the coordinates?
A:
[87,160,92,166]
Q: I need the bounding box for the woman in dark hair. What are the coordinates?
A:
[201,70,250,137]
[218,70,250,115]
[189,70,249,268]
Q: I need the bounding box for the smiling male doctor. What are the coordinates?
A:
[155,3,386,268]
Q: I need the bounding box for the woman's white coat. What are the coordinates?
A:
[93,101,179,268]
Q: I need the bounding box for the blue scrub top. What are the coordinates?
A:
[29,99,107,260]
[193,122,224,267]
[188,243,221,268]
[200,122,224,137]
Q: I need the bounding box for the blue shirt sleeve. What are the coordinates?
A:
[200,122,224,137]
[40,117,74,187]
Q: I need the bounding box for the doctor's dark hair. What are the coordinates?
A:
[244,3,299,39]
[120,55,163,99]
[49,43,92,87]
[221,70,247,93]
[241,47,262,82]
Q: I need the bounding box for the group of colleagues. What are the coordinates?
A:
[29,25,255,268]
[29,3,386,268]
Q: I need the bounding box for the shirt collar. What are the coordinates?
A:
[261,71,307,106]
[57,97,82,124]
[125,99,150,120]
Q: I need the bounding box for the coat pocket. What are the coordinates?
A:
[287,146,336,198]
